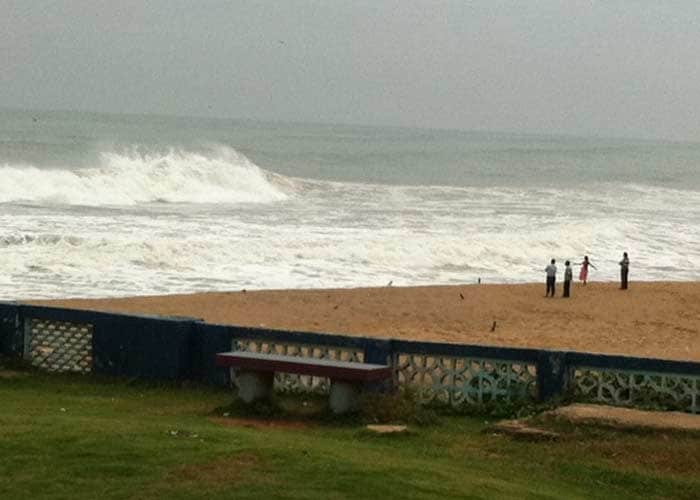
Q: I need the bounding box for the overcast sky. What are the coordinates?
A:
[2,1,700,141]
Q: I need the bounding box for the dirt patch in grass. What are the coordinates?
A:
[166,453,262,486]
[586,435,700,476]
[209,416,312,430]
[132,453,267,499]
[487,420,559,441]
[0,369,26,379]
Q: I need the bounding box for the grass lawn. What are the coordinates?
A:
[1,369,699,500]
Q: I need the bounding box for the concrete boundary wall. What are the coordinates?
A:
[1,302,698,413]
[1,303,196,380]
[0,302,22,357]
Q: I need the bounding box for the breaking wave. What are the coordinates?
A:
[0,146,289,206]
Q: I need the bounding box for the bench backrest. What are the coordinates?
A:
[233,338,365,393]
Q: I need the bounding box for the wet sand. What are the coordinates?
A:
[33,281,700,362]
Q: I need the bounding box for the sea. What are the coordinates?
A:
[1,108,699,299]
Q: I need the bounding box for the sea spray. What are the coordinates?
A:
[0,146,288,206]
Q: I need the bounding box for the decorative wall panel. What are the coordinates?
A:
[27,319,93,374]
[393,353,537,405]
[574,367,699,414]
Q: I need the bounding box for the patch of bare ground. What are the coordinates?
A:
[166,453,262,486]
[209,416,311,430]
[365,424,409,434]
[584,434,700,476]
[132,453,267,499]
[487,420,559,441]
[0,369,26,379]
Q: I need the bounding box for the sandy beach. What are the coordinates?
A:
[32,281,700,362]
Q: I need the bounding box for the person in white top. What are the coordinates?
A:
[545,259,557,297]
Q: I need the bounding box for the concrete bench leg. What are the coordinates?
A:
[329,380,360,414]
[235,370,274,403]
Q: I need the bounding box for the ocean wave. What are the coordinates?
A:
[0,146,289,206]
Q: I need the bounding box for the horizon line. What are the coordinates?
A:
[1,104,697,147]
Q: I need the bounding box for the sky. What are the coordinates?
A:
[2,1,700,141]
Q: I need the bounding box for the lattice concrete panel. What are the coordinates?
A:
[233,338,364,393]
[393,353,537,405]
[27,319,93,374]
[574,368,699,414]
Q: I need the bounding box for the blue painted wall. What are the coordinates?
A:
[4,303,700,407]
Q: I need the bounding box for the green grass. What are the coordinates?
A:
[1,368,699,500]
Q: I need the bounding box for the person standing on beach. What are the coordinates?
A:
[545,259,557,297]
[619,252,630,289]
[578,255,596,285]
[563,260,572,298]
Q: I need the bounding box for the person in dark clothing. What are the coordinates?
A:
[545,259,557,297]
[619,252,629,289]
[563,260,572,298]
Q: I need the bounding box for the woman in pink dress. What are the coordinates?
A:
[578,255,596,285]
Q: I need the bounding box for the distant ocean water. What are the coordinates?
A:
[1,108,699,299]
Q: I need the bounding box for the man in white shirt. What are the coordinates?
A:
[545,259,557,297]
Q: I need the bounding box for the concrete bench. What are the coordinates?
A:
[216,351,392,414]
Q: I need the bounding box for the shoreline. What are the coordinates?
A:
[31,281,700,362]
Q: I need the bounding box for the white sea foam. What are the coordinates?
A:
[0,146,288,206]
[1,176,699,299]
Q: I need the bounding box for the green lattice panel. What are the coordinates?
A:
[393,353,537,406]
[574,367,699,414]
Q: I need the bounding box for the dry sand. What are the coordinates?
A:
[33,281,700,362]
